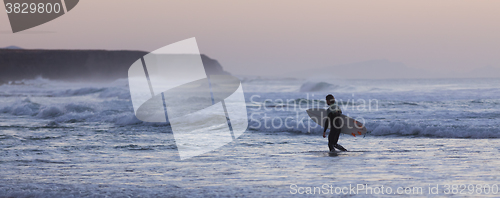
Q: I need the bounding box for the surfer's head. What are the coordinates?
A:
[326,94,335,105]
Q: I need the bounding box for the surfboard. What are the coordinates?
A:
[306,108,367,137]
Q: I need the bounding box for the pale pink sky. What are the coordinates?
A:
[1,0,499,76]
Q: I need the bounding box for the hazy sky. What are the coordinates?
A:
[1,0,499,76]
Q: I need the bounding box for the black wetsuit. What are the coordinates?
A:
[324,105,342,152]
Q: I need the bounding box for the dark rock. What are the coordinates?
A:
[0,49,230,82]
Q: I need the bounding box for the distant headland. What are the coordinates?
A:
[0,48,229,84]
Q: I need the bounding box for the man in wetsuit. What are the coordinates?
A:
[323,94,347,152]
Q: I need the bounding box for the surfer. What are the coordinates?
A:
[323,94,347,152]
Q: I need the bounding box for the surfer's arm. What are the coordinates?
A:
[323,118,329,138]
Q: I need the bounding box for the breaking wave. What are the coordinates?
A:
[246,111,500,138]
[368,122,500,138]
[299,81,338,92]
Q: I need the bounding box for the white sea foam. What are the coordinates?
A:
[1,78,500,137]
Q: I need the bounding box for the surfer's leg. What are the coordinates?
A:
[328,132,335,151]
[332,118,341,144]
[328,117,341,151]
[327,113,336,152]
[332,117,347,151]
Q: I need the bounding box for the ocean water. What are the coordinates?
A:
[1,77,500,197]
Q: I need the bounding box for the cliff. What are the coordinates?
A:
[0,49,229,84]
